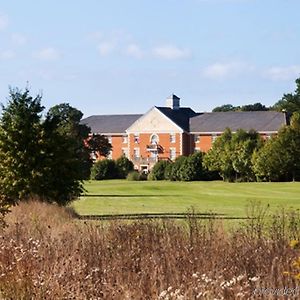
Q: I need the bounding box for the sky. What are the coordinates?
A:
[0,0,300,117]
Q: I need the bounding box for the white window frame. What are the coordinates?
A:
[107,135,112,144]
[107,150,113,159]
[133,148,140,158]
[150,133,159,145]
[122,135,128,144]
[194,147,201,153]
[170,147,176,160]
[122,148,128,158]
[134,134,140,144]
[170,133,176,143]
[194,134,200,143]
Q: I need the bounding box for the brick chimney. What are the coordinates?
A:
[166,94,180,110]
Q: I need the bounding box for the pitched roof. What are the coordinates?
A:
[81,114,142,134]
[190,111,287,133]
[155,107,198,131]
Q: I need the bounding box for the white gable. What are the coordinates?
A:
[126,107,183,133]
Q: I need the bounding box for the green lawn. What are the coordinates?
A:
[71,180,300,218]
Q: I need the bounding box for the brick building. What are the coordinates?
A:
[82,95,287,172]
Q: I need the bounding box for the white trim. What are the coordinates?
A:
[180,134,182,155]
[126,106,184,133]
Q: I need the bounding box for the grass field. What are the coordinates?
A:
[71,180,300,218]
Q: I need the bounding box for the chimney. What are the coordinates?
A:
[166,94,180,110]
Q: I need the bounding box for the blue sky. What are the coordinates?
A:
[0,0,300,116]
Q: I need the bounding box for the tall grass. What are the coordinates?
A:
[0,201,299,299]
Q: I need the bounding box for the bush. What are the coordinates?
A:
[180,152,204,181]
[90,159,118,180]
[126,171,147,181]
[116,156,134,178]
[148,160,171,180]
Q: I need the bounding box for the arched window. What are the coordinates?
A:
[150,134,159,145]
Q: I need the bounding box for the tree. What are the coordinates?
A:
[212,104,237,112]
[90,159,118,180]
[87,134,112,158]
[149,160,171,180]
[47,103,92,179]
[212,103,268,112]
[253,115,300,181]
[204,128,262,181]
[179,152,204,181]
[273,78,300,113]
[0,88,86,206]
[240,103,268,111]
[115,155,134,178]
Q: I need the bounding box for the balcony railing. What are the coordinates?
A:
[132,156,171,165]
[146,144,163,152]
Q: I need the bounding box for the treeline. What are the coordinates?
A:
[213,78,300,113]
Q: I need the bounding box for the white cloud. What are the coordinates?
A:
[98,42,115,56]
[11,33,27,45]
[152,45,191,60]
[0,50,15,60]
[203,61,253,79]
[264,65,300,81]
[35,47,61,61]
[0,14,8,31]
[125,43,143,59]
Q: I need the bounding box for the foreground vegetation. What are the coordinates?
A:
[0,201,299,299]
[73,180,300,217]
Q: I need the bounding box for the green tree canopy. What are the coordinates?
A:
[0,88,88,206]
[273,78,300,113]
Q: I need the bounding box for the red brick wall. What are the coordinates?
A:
[128,133,181,160]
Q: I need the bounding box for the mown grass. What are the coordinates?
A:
[72,180,300,218]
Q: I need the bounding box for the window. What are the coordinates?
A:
[211,134,218,143]
[194,134,200,143]
[170,134,176,143]
[265,134,271,140]
[134,134,139,144]
[122,148,128,157]
[107,135,112,144]
[122,135,128,144]
[150,134,159,145]
[107,150,112,159]
[170,148,176,160]
[194,148,201,153]
[133,148,140,158]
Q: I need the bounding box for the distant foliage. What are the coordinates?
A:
[90,159,118,180]
[115,156,134,179]
[273,78,300,113]
[213,103,269,112]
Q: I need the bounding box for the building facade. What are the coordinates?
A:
[82,95,287,172]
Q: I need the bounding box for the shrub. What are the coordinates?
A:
[179,152,204,181]
[90,159,118,180]
[126,171,147,181]
[148,160,171,180]
[126,171,141,181]
[116,156,134,178]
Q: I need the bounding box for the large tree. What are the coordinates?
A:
[46,103,92,179]
[0,88,88,206]
[273,78,300,113]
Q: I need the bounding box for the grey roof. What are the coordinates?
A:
[81,114,142,134]
[156,107,198,131]
[190,111,287,133]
